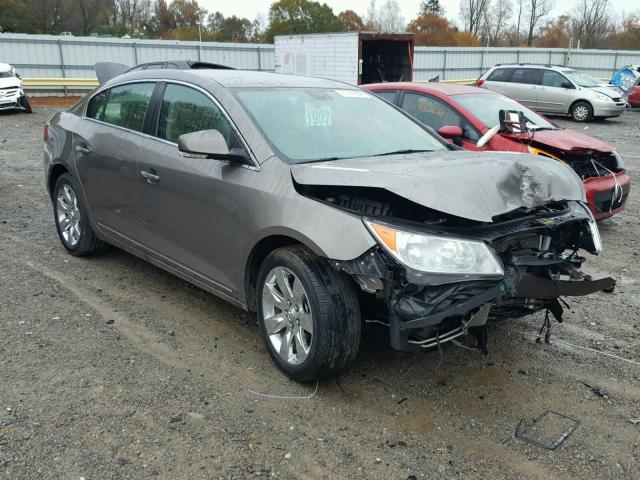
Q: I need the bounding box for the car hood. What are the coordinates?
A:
[502,128,614,153]
[290,151,585,223]
[587,85,622,98]
[0,77,20,89]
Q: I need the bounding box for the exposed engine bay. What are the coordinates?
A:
[302,185,615,354]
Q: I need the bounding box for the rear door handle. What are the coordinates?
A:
[141,169,160,184]
[75,143,91,154]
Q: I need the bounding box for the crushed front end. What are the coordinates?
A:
[332,200,614,353]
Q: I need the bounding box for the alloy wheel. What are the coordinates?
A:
[261,266,313,365]
[56,184,81,247]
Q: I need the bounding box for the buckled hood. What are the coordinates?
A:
[291,151,586,222]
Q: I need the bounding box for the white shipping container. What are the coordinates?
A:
[274,32,415,86]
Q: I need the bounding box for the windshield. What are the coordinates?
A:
[234,88,445,163]
[452,93,558,130]
[0,71,15,78]
[563,70,601,87]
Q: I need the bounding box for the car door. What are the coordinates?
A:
[134,82,249,290]
[502,68,542,109]
[74,82,156,241]
[536,70,575,113]
[399,92,481,149]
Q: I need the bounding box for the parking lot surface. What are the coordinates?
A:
[1,106,639,479]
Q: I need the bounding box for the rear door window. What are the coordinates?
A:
[487,68,513,82]
[510,68,543,86]
[157,83,233,145]
[373,90,398,103]
[102,82,155,132]
[86,90,109,120]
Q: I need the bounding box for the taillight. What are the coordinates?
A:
[43,123,49,143]
[476,79,485,87]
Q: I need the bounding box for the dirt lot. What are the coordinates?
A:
[1,105,639,480]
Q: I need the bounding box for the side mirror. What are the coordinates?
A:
[178,129,250,165]
[561,81,573,89]
[437,125,464,139]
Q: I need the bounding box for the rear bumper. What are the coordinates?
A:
[583,171,631,219]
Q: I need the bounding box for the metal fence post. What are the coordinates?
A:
[516,49,520,64]
[612,51,619,75]
[257,47,261,71]
[479,49,485,77]
[197,44,202,61]
[132,42,139,65]
[57,39,67,96]
[548,50,552,65]
[442,50,447,80]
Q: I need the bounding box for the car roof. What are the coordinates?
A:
[112,69,357,90]
[489,64,567,71]
[366,81,495,96]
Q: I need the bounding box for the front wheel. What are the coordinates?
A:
[257,246,361,382]
[20,95,32,113]
[570,101,593,122]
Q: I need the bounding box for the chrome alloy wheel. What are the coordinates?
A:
[573,105,590,121]
[56,184,81,247]
[261,267,313,365]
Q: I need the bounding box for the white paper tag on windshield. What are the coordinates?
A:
[304,104,332,127]
[335,89,369,98]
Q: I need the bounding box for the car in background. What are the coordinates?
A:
[0,63,32,113]
[476,64,626,122]
[43,69,613,381]
[628,85,640,107]
[364,82,630,220]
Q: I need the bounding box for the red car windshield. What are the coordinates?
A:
[452,93,558,130]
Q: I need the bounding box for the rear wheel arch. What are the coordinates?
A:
[48,164,70,198]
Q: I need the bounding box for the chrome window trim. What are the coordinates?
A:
[83,78,260,171]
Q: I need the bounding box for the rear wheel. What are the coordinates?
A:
[20,95,32,113]
[570,101,592,122]
[53,173,107,256]
[257,246,361,382]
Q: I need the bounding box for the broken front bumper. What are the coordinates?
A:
[583,171,630,220]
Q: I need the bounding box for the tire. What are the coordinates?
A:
[256,245,361,382]
[570,101,593,122]
[53,173,108,256]
[20,95,32,114]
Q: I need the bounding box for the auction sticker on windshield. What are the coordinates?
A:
[305,103,332,127]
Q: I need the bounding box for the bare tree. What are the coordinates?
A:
[482,0,513,45]
[369,0,406,32]
[526,0,554,46]
[459,0,491,35]
[107,0,153,35]
[571,0,612,48]
[514,0,524,44]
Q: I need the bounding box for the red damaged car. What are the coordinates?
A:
[364,82,630,220]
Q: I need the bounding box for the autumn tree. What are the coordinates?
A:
[408,11,480,46]
[536,14,570,47]
[264,0,343,42]
[338,10,365,31]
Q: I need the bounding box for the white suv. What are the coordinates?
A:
[477,64,625,122]
[0,63,31,113]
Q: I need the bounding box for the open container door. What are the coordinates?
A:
[358,33,414,85]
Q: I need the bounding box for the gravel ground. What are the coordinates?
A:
[1,106,639,480]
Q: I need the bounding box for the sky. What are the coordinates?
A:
[199,0,640,26]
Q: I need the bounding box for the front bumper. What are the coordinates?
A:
[583,171,630,219]
[592,99,626,117]
[0,92,23,111]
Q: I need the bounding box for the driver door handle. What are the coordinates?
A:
[141,169,160,184]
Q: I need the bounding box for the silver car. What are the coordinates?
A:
[43,69,613,381]
[477,64,626,122]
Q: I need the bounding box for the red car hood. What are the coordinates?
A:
[502,128,614,153]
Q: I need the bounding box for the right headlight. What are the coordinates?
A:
[580,203,602,254]
[364,219,504,278]
[593,92,612,102]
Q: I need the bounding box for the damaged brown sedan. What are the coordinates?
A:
[43,69,614,382]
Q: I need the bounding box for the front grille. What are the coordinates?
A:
[565,152,621,179]
[612,97,622,102]
[593,183,630,214]
[0,86,18,91]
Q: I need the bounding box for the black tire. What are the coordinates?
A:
[21,95,32,114]
[53,173,108,256]
[256,245,361,382]
[570,101,593,122]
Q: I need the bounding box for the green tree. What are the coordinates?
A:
[421,0,443,17]
[264,0,343,42]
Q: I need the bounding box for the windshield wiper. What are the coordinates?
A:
[372,149,433,157]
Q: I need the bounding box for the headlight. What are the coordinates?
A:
[364,219,504,278]
[594,92,612,102]
[579,203,602,254]
[612,151,624,170]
